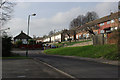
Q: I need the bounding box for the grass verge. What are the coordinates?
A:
[44,44,119,60]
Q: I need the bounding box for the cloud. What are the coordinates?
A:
[15,2,31,9]
[8,0,119,2]
[95,2,118,17]
[5,2,118,37]
[5,7,83,37]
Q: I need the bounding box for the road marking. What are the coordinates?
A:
[33,58,78,80]
[17,76,26,78]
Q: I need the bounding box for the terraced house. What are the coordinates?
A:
[74,11,120,44]
[43,11,119,44]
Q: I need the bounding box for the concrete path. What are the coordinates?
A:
[2,59,70,78]
[67,41,93,47]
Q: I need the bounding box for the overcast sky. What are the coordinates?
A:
[4,1,118,37]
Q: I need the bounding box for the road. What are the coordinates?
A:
[12,50,119,78]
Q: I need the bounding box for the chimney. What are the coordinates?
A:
[21,30,23,33]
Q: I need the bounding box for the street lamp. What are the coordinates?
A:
[26,13,36,57]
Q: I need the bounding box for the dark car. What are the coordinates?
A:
[51,45,56,48]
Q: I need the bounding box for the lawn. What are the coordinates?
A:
[44,44,119,60]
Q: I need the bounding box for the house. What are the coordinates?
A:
[50,31,65,42]
[34,37,43,43]
[43,30,67,43]
[75,11,120,44]
[66,11,119,43]
[14,31,32,44]
[43,36,51,42]
[42,11,119,44]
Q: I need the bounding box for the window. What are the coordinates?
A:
[119,18,120,21]
[79,35,81,38]
[111,20,115,23]
[76,35,78,39]
[107,21,110,24]
[100,23,104,26]
[115,27,118,30]
[83,34,86,37]
[86,34,89,38]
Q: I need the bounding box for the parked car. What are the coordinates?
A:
[51,45,56,48]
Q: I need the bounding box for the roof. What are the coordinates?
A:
[75,11,120,32]
[14,31,32,40]
[34,37,43,40]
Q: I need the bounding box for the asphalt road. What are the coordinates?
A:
[12,50,119,78]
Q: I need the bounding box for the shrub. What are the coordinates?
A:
[15,40,22,48]
[2,35,12,57]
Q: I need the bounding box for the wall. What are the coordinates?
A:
[93,34,107,45]
[55,34,61,42]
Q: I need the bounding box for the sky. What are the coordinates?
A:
[4,1,118,37]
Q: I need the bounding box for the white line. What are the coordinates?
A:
[33,58,78,79]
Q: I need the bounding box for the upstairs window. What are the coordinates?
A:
[111,19,115,23]
[119,18,120,21]
[100,23,104,26]
[107,21,110,24]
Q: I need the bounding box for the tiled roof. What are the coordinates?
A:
[14,31,32,39]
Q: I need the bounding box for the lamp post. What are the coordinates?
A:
[26,13,36,57]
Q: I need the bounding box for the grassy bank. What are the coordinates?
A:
[44,44,119,60]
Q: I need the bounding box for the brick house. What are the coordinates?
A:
[75,11,120,44]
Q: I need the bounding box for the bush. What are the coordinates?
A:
[2,35,12,57]
[28,39,36,45]
[15,40,22,48]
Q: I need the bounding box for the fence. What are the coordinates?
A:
[19,44,43,49]
[93,34,107,45]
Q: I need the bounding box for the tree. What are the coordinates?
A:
[2,35,12,57]
[48,30,54,36]
[69,15,84,29]
[0,0,15,56]
[28,39,36,45]
[0,0,15,26]
[69,11,99,29]
[85,11,99,23]
[15,40,22,48]
[43,35,47,38]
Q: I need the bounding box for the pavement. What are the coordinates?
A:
[11,50,119,78]
[2,59,70,78]
[67,41,93,47]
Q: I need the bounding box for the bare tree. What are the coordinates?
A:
[0,0,15,27]
[43,35,47,38]
[69,15,84,29]
[69,11,99,29]
[48,30,54,36]
[85,11,99,23]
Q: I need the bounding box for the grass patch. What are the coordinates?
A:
[44,44,119,60]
